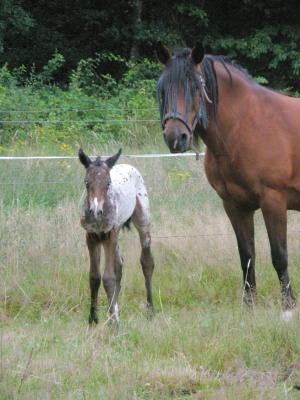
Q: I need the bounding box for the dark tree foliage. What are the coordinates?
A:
[0,0,300,89]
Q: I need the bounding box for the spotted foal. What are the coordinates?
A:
[79,148,155,331]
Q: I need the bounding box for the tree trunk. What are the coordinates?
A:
[130,0,142,62]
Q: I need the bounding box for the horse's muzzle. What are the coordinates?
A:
[163,131,190,153]
[89,208,103,218]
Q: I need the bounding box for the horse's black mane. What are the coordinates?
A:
[207,54,252,80]
[157,48,253,129]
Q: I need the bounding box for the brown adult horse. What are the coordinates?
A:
[156,42,300,317]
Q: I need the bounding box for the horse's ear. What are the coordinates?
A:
[105,148,122,170]
[78,148,91,169]
[156,42,172,65]
[191,43,205,65]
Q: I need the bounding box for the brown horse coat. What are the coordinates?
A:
[156,43,300,313]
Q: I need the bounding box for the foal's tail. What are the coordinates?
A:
[122,218,131,231]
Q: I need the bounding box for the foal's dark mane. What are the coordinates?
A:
[89,156,110,169]
[92,157,105,167]
[157,47,253,129]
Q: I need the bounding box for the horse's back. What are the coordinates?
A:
[206,84,300,209]
[241,92,300,208]
[111,164,147,195]
[110,164,150,225]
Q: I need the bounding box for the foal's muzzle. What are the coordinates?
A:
[89,208,103,218]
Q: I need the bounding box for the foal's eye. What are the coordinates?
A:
[84,180,89,187]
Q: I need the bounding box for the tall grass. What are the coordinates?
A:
[1,151,300,399]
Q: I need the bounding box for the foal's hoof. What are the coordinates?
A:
[110,322,119,336]
[139,303,155,319]
[89,311,99,325]
[146,306,155,320]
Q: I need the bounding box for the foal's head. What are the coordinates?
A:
[79,148,122,219]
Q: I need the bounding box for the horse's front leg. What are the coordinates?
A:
[260,190,296,311]
[102,230,120,332]
[86,233,101,325]
[223,199,257,305]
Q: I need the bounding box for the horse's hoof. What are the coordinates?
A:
[146,306,155,320]
[109,320,119,335]
[243,290,257,307]
[88,312,99,325]
[282,296,296,311]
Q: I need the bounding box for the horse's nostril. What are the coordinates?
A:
[181,133,188,142]
[89,209,94,216]
[97,210,103,217]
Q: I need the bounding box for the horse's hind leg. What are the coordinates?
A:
[132,200,155,317]
[114,245,123,315]
[260,191,296,310]
[140,233,155,316]
[223,200,257,305]
[86,233,101,324]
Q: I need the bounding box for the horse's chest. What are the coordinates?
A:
[80,192,117,233]
[218,163,259,205]
[224,181,254,203]
[80,206,115,234]
[206,154,259,206]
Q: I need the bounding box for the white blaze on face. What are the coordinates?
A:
[91,196,104,218]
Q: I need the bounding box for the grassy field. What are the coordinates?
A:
[1,143,300,399]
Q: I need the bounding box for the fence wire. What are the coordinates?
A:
[0,119,160,124]
[0,152,231,247]
[1,153,299,248]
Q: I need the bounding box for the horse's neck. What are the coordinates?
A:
[106,186,117,211]
[199,123,227,157]
[201,63,256,157]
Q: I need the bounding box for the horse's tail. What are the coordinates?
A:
[122,218,131,231]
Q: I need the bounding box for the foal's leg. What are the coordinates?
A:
[114,245,123,315]
[223,200,256,305]
[102,230,120,330]
[86,233,101,324]
[260,191,296,310]
[132,199,155,316]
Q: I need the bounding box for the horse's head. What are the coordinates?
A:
[79,148,121,220]
[156,42,209,156]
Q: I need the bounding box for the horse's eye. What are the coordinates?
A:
[84,180,89,187]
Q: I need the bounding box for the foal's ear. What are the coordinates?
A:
[156,42,172,65]
[105,148,122,170]
[78,148,92,169]
[191,43,205,65]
